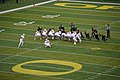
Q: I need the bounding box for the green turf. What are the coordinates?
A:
[0,0,120,80]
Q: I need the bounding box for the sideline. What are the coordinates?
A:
[0,0,56,14]
[59,0,120,5]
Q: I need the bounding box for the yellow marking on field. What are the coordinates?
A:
[54,3,97,8]
[96,5,114,10]
[91,47,101,50]
[54,2,120,10]
[12,60,82,76]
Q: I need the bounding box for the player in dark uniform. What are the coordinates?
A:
[106,24,111,38]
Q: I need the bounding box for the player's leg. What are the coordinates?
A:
[18,41,22,48]
[34,35,36,40]
[78,37,82,43]
[21,41,24,46]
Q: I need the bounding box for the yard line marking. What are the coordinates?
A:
[0,15,109,26]
[9,11,115,22]
[0,15,119,31]
[0,15,119,29]
[0,39,120,60]
[60,0,120,5]
[0,53,113,68]
[1,37,120,54]
[0,50,116,67]
[1,36,120,53]
[33,48,120,61]
[24,8,120,19]
[9,12,115,22]
[0,61,120,78]
[0,45,38,62]
[0,70,73,80]
[85,65,120,80]
[0,0,57,14]
[0,49,29,62]
[0,53,14,56]
[0,21,120,33]
[1,34,120,48]
[0,61,96,74]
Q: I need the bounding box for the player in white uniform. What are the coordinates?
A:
[73,34,77,45]
[42,29,48,38]
[55,30,61,39]
[71,32,77,45]
[48,29,55,39]
[44,38,51,48]
[18,33,25,48]
[34,31,42,40]
[66,31,71,41]
[76,32,82,43]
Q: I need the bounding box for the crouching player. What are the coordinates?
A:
[44,38,51,48]
[71,32,77,45]
[18,33,25,48]
[76,31,82,43]
[73,35,77,45]
[34,30,42,40]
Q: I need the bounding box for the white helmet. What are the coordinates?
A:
[23,33,25,36]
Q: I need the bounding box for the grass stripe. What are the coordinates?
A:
[0,52,116,67]
[35,6,120,15]
[0,20,120,33]
[0,37,119,57]
[0,71,72,80]
[0,15,112,26]
[13,9,120,21]
[0,61,120,78]
[0,39,120,66]
[0,51,114,68]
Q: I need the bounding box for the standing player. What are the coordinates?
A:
[18,33,25,48]
[106,24,111,38]
[44,38,51,48]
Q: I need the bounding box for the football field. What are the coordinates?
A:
[0,0,120,80]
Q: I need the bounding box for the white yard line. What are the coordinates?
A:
[0,61,120,78]
[4,12,115,22]
[0,70,72,80]
[0,46,119,68]
[0,21,120,33]
[0,39,120,60]
[0,48,36,62]
[0,16,104,26]
[0,17,110,29]
[59,0,120,5]
[85,65,120,80]
[0,61,96,74]
[1,33,120,50]
[0,0,57,14]
[0,52,113,67]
